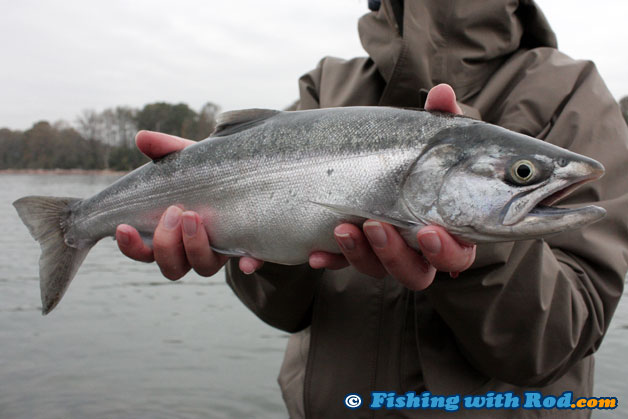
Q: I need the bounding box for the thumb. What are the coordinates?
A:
[135,130,196,160]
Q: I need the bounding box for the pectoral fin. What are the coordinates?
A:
[309,201,418,228]
[210,246,251,257]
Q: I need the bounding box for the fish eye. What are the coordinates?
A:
[510,160,535,183]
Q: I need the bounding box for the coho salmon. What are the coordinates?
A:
[14,107,606,313]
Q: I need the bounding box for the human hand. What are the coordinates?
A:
[309,84,476,290]
[115,131,264,280]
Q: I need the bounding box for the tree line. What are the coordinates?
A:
[1,97,627,172]
[0,101,220,171]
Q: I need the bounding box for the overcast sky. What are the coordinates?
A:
[1,0,626,130]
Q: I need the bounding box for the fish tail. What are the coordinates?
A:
[13,196,93,315]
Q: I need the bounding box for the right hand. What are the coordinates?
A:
[309,84,475,291]
[115,131,264,280]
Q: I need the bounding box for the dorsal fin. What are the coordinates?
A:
[212,108,280,137]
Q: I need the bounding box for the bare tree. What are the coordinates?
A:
[76,109,111,168]
[197,102,220,138]
[114,107,137,147]
[76,109,103,142]
[76,107,137,146]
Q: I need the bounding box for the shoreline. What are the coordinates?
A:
[0,168,129,175]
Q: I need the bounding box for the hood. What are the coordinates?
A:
[358,0,557,107]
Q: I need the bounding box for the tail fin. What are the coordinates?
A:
[13,196,92,315]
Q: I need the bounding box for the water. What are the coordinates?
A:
[1,174,626,418]
[1,174,289,419]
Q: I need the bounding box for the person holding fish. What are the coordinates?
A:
[114,0,628,417]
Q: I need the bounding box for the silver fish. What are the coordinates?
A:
[14,107,606,314]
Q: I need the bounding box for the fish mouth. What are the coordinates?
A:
[538,177,594,207]
[502,166,605,227]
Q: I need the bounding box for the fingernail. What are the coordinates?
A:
[182,213,197,236]
[418,231,441,254]
[364,221,387,248]
[164,206,181,230]
[241,261,255,275]
[309,254,325,269]
[335,232,355,251]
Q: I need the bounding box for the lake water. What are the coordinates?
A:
[1,174,626,418]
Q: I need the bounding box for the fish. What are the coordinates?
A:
[13,106,606,314]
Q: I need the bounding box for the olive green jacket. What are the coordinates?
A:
[227,1,628,417]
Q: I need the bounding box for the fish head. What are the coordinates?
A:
[402,122,606,242]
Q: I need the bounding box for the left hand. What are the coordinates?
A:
[309,84,476,290]
[115,132,264,279]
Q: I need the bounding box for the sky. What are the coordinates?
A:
[1,0,627,130]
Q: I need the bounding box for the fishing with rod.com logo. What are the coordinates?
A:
[343,391,618,412]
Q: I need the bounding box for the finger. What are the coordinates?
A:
[363,221,437,290]
[116,224,155,263]
[239,257,265,274]
[331,223,387,278]
[135,130,196,160]
[153,206,191,280]
[181,211,228,276]
[309,251,350,270]
[424,83,463,115]
[417,226,476,273]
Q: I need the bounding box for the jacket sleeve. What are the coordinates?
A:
[424,55,628,387]
[226,260,321,333]
[298,56,385,109]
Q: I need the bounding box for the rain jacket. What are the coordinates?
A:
[226,1,628,417]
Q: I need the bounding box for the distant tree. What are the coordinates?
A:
[0,127,23,169]
[52,120,72,131]
[99,107,137,147]
[620,96,628,125]
[76,107,138,168]
[22,121,56,168]
[76,109,109,168]
[76,109,103,142]
[57,127,106,169]
[196,102,220,139]
[135,102,197,137]
[0,121,105,170]
[179,102,220,140]
[2,99,220,171]
[113,106,138,147]
[107,144,148,171]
